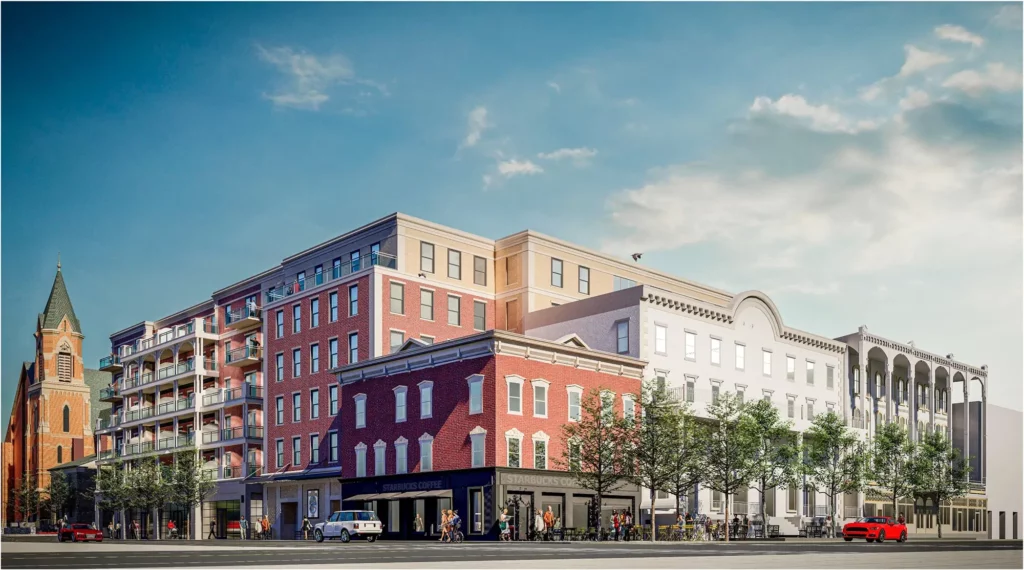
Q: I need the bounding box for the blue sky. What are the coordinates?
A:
[3,2,1022,424]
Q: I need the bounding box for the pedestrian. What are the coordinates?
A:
[897,512,906,525]
[534,509,545,541]
[612,511,621,541]
[439,510,450,542]
[240,516,248,540]
[115,521,121,540]
[543,507,555,541]
[107,520,114,539]
[208,519,216,540]
[414,513,424,534]
[498,508,510,541]
[262,515,270,540]
[167,519,177,539]
[301,517,312,540]
[625,510,633,541]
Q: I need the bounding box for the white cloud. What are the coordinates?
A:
[992,4,1023,29]
[859,83,885,102]
[497,159,543,177]
[750,94,873,133]
[547,81,561,93]
[934,24,984,47]
[898,88,931,111]
[461,107,490,148]
[537,147,598,166]
[256,45,384,111]
[943,63,1023,96]
[899,45,952,77]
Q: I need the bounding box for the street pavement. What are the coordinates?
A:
[1,538,1021,569]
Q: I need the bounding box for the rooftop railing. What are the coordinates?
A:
[265,252,397,303]
[115,318,218,359]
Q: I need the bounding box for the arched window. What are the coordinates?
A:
[57,446,63,464]
[62,405,70,433]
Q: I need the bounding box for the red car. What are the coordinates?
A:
[58,523,103,542]
[842,516,907,543]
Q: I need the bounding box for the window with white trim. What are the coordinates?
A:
[394,386,407,423]
[473,300,486,331]
[551,258,563,288]
[806,360,815,386]
[533,380,549,417]
[787,356,795,381]
[710,337,721,365]
[470,427,486,468]
[395,438,408,474]
[468,375,483,415]
[735,343,745,370]
[420,290,434,321]
[354,394,366,429]
[276,439,284,468]
[276,310,284,338]
[616,321,629,354]
[711,384,720,405]
[390,330,405,354]
[419,434,434,472]
[275,396,284,425]
[578,266,590,295]
[506,429,523,468]
[311,298,320,328]
[292,392,301,422]
[374,441,386,476]
[533,433,549,470]
[623,394,635,424]
[390,282,404,315]
[329,385,339,416]
[567,385,582,422]
[787,398,795,419]
[292,436,301,467]
[685,331,696,360]
[329,292,338,322]
[686,379,695,403]
[762,350,772,377]
[420,242,435,273]
[419,381,433,419]
[329,431,338,463]
[349,284,359,316]
[310,433,320,464]
[310,388,320,419]
[355,444,367,477]
[474,256,487,286]
[447,295,461,326]
[348,332,359,364]
[292,348,301,378]
[655,324,667,356]
[506,376,523,414]
[448,249,462,280]
[329,338,338,369]
[310,343,320,373]
[293,304,301,333]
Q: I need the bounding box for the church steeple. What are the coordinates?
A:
[38,259,81,334]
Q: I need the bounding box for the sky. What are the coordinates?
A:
[3,2,1022,426]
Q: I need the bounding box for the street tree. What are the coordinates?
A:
[663,405,703,522]
[96,462,132,539]
[559,388,633,539]
[45,471,73,523]
[803,411,865,538]
[867,421,917,519]
[127,458,172,540]
[912,431,972,538]
[170,451,217,539]
[15,472,41,523]
[695,392,759,542]
[745,398,800,526]
[622,379,688,541]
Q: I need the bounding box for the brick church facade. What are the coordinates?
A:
[2,262,109,524]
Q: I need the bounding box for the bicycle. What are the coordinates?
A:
[449,522,464,544]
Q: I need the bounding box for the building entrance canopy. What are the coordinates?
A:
[346,490,453,502]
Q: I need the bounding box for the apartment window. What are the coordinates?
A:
[311,298,320,328]
[293,304,301,333]
[329,338,338,369]
[686,380,695,403]
[375,442,386,476]
[616,321,629,354]
[737,390,745,405]
[763,350,772,376]
[395,439,408,474]
[314,264,324,285]
[390,282,404,314]
[613,276,637,291]
[292,393,301,422]
[350,250,361,272]
[787,399,795,419]
[655,324,667,355]
[292,349,301,378]
[533,381,549,418]
[550,258,563,288]
[533,438,548,470]
[711,337,721,365]
[568,386,582,421]
[276,440,284,469]
[471,428,486,468]
[297,271,306,290]
[421,335,434,345]
[827,366,834,390]
[448,249,461,280]
[420,381,433,419]
[354,395,366,429]
[419,435,433,472]
[329,385,339,416]
[292,437,301,467]
[371,242,380,264]
[578,266,590,295]
[420,242,435,273]
[788,487,798,511]
[329,292,338,322]
[473,301,486,331]
[473,256,487,286]
[447,295,461,326]
[685,331,696,360]
[329,432,338,463]
[468,375,483,415]
[332,257,341,279]
[348,284,359,316]
[275,353,284,382]
[390,330,405,354]
[623,394,635,423]
[276,396,284,425]
[807,401,815,420]
[735,343,745,370]
[310,434,320,464]
[310,343,320,373]
[787,356,796,381]
[806,361,815,385]
[276,310,284,338]
[507,377,523,414]
[711,385,720,405]
[420,290,434,320]
[507,435,521,468]
[311,388,320,419]
[355,445,367,477]
[395,387,408,423]
[348,332,358,364]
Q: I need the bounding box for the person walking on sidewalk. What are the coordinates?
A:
[543,507,555,541]
[208,519,216,540]
[301,517,312,540]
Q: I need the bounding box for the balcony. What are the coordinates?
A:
[124,406,155,423]
[226,345,262,367]
[99,355,123,372]
[121,318,219,359]
[202,390,224,407]
[224,384,263,404]
[226,306,262,332]
[97,449,119,462]
[155,396,195,417]
[157,360,195,382]
[200,425,263,446]
[123,441,156,458]
[99,386,120,403]
[156,433,195,452]
[96,414,122,432]
[265,252,397,303]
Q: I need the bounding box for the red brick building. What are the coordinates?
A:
[334,329,645,540]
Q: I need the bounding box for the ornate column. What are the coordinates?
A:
[980,381,986,485]
[928,368,936,436]
[858,347,867,430]
[962,380,970,470]
[907,372,916,442]
[884,360,893,424]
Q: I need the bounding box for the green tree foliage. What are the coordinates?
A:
[867,422,917,517]
[745,399,800,525]
[663,405,703,522]
[15,472,41,522]
[912,431,972,539]
[126,458,172,540]
[803,411,865,538]
[96,462,131,539]
[45,471,73,523]
[169,451,217,539]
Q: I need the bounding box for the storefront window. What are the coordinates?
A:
[470,489,483,533]
[414,499,426,535]
[389,501,400,532]
[435,498,451,533]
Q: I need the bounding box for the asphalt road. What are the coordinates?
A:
[1,538,1021,569]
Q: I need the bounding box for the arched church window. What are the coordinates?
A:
[63,405,70,432]
[57,446,63,464]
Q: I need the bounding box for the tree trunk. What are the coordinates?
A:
[936,501,943,539]
[724,493,730,542]
[830,496,837,538]
[650,488,657,542]
[760,481,767,531]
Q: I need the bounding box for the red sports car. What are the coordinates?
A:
[57,523,103,542]
[842,516,907,543]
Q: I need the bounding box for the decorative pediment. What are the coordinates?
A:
[554,334,590,350]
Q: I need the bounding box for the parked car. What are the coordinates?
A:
[58,523,104,543]
[313,510,382,543]
[842,516,907,543]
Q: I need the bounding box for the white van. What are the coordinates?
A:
[313,510,382,543]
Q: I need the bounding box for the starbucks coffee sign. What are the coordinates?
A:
[381,479,446,492]
[500,472,575,488]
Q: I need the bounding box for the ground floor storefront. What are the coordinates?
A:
[341,468,641,541]
[261,470,343,540]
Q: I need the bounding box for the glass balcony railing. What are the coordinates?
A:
[226,345,262,365]
[124,441,155,457]
[158,359,195,380]
[224,384,263,402]
[202,390,224,407]
[226,305,261,325]
[99,355,121,369]
[265,252,397,303]
[156,396,194,416]
[99,386,119,400]
[156,433,195,451]
[124,407,155,423]
[202,430,221,444]
[115,318,218,357]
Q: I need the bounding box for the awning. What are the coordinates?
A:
[415,489,453,499]
[345,492,406,501]
[345,490,453,501]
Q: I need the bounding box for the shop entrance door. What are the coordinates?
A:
[282,502,298,539]
[507,492,533,540]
